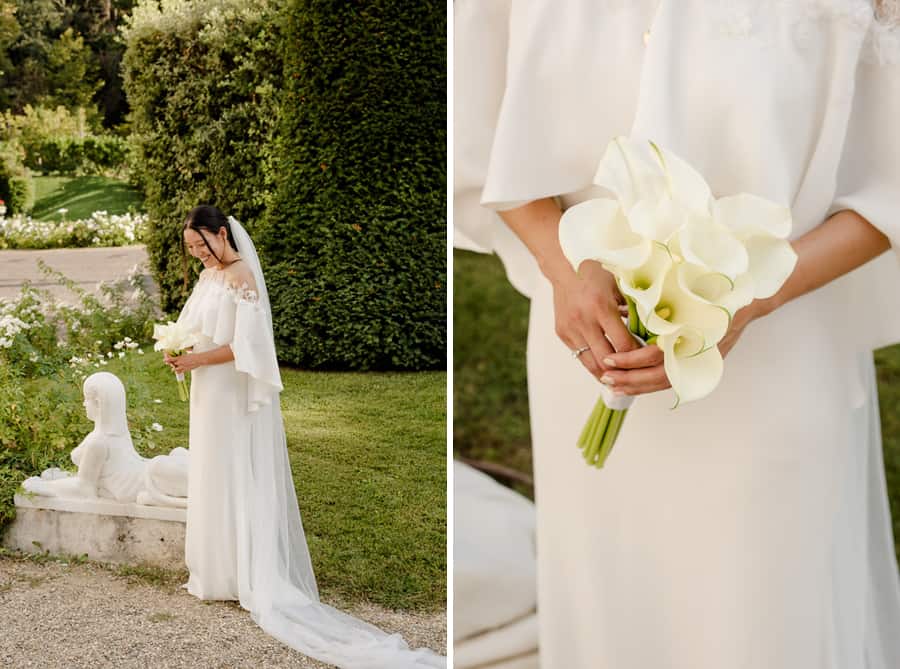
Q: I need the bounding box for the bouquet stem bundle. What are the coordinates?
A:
[152,321,199,403]
[578,401,627,467]
[172,362,189,402]
[577,297,649,468]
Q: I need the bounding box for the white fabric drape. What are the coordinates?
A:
[453,462,539,669]
[177,219,445,668]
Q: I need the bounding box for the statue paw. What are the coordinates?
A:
[41,468,73,481]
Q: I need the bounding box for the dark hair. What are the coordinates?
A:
[181,205,238,290]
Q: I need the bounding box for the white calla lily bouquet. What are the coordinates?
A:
[559,136,798,468]
[152,321,200,401]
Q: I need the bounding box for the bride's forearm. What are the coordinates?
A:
[500,202,890,325]
[194,344,235,367]
[498,198,578,286]
[756,209,890,317]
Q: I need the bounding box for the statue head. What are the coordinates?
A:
[83,372,129,436]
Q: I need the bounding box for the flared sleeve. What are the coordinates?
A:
[230,284,283,413]
[453,0,541,297]
[453,0,654,297]
[830,45,900,260]
[826,22,900,353]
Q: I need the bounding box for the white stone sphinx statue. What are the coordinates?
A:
[23,371,189,508]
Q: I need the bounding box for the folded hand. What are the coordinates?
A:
[600,302,763,396]
[552,260,639,382]
[163,351,202,374]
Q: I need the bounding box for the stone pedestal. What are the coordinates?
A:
[3,494,186,569]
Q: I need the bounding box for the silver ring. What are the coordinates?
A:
[572,346,590,359]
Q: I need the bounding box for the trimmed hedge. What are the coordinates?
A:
[121,0,282,312]
[27,135,129,175]
[260,0,446,370]
[0,142,34,215]
[123,0,446,371]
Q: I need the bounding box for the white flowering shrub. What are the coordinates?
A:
[0,211,148,250]
[0,261,159,377]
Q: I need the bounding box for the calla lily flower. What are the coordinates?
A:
[676,219,750,280]
[713,193,791,239]
[639,268,730,347]
[559,198,652,271]
[658,326,725,407]
[743,235,798,299]
[594,137,713,229]
[593,137,668,211]
[624,197,688,245]
[616,242,674,317]
[712,194,798,299]
[676,263,755,317]
[152,321,199,352]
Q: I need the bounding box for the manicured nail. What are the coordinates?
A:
[603,358,616,367]
[600,375,615,386]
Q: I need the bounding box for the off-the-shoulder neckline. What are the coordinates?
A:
[193,274,260,304]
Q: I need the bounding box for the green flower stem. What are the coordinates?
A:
[582,402,608,448]
[177,377,189,402]
[576,306,645,469]
[626,297,638,333]
[588,410,613,466]
[577,399,612,466]
[167,349,190,402]
[577,400,603,445]
[596,408,627,467]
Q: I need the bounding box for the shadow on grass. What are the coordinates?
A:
[31,176,144,221]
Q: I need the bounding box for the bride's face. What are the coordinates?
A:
[184,227,227,269]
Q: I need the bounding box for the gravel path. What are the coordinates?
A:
[0,553,446,668]
[0,245,150,301]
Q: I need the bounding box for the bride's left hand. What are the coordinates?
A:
[164,352,203,374]
[599,302,764,396]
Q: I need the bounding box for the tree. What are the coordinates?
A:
[0,0,136,128]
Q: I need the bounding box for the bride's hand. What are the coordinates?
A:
[600,302,765,396]
[552,260,638,382]
[164,352,202,374]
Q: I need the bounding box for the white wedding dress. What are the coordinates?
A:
[175,219,444,668]
[456,1,900,667]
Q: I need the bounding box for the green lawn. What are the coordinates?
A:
[454,248,900,562]
[31,176,143,221]
[19,351,446,612]
[453,250,532,489]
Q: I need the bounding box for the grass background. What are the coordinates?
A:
[31,176,144,221]
[454,248,900,561]
[20,352,445,612]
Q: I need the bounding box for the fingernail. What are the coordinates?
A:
[600,375,615,386]
[603,358,616,367]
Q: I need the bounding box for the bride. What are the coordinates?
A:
[456,1,900,667]
[163,205,443,668]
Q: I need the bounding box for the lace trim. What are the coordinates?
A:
[198,274,259,304]
[707,0,900,64]
[867,0,900,63]
[224,282,259,304]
